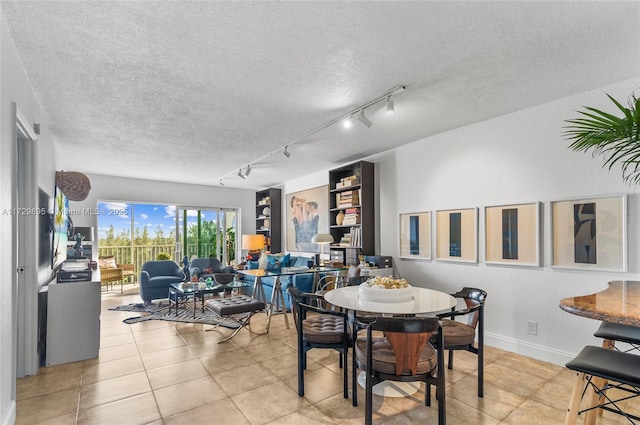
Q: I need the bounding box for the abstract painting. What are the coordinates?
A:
[485,202,540,266]
[399,212,431,260]
[436,208,477,263]
[551,195,626,271]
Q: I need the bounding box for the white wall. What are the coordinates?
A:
[372,76,640,365]
[0,13,56,425]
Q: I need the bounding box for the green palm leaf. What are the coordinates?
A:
[563,94,640,184]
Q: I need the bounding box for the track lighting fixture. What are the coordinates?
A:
[218,84,405,185]
[343,114,354,128]
[357,109,372,128]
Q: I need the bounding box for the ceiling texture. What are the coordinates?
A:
[2,1,639,190]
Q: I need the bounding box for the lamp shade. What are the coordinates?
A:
[242,234,265,251]
[311,233,334,244]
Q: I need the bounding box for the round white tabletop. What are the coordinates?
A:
[324,285,456,397]
[324,285,456,316]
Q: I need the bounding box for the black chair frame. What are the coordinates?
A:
[354,316,446,425]
[436,287,486,397]
[287,287,350,399]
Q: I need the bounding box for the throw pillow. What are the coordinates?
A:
[266,255,282,272]
[99,256,117,269]
[258,252,268,270]
[281,253,291,267]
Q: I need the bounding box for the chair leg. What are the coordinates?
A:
[297,343,305,397]
[426,383,432,406]
[352,344,358,406]
[342,346,348,399]
[448,349,453,370]
[478,343,484,397]
[365,370,373,425]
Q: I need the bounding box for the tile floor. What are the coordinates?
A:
[15,284,640,425]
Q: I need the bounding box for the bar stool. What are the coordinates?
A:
[565,345,640,425]
[594,321,640,352]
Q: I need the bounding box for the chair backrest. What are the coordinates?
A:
[368,317,441,376]
[212,273,236,285]
[141,260,182,277]
[452,287,487,328]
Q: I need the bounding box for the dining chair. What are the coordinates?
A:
[435,287,487,397]
[354,316,446,425]
[287,287,351,399]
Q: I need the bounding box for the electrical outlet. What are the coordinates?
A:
[527,320,538,335]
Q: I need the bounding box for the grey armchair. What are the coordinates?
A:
[139,260,185,302]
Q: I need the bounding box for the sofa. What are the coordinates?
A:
[189,257,234,279]
[242,254,314,310]
[139,260,185,302]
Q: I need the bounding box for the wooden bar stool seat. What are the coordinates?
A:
[565,345,640,424]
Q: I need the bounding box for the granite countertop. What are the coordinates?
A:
[559,281,640,327]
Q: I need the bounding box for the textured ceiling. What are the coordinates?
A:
[2,1,639,189]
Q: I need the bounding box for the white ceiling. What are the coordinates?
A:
[2,1,639,190]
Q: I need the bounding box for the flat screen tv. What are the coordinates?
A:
[51,186,70,269]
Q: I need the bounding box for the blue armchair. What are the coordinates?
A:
[139,260,185,302]
[189,257,234,279]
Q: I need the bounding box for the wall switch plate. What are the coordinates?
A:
[527,320,538,335]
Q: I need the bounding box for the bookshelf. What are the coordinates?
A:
[255,188,281,253]
[328,161,374,264]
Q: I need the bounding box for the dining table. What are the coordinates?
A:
[559,280,640,425]
[324,285,456,397]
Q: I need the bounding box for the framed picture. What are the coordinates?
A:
[551,195,627,272]
[435,208,478,263]
[285,185,329,253]
[485,202,540,266]
[399,212,431,260]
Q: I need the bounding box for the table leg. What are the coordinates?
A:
[275,279,289,329]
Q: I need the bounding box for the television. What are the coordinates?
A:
[51,186,70,269]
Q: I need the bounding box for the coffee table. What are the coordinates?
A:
[169,281,248,318]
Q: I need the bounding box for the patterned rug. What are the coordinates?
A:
[109,301,239,328]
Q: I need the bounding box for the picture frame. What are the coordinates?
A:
[435,207,478,263]
[550,195,627,272]
[399,212,431,260]
[485,202,541,267]
[285,185,330,253]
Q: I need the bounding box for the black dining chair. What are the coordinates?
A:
[287,287,351,399]
[435,287,487,397]
[354,316,446,425]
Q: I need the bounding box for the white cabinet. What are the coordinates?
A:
[45,280,100,366]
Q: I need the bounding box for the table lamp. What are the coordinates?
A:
[242,234,265,261]
[311,233,334,267]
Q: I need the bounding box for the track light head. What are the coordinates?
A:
[386,96,394,114]
[245,164,251,177]
[237,169,246,179]
[283,146,291,158]
[357,110,372,128]
[343,115,354,128]
[219,178,224,186]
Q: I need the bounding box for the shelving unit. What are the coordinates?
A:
[255,188,282,253]
[329,161,374,264]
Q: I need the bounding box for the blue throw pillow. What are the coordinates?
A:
[266,255,283,272]
[282,253,291,267]
[293,256,311,267]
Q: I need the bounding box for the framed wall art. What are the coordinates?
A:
[285,185,329,253]
[550,195,626,272]
[435,208,477,263]
[399,212,431,260]
[485,202,540,266]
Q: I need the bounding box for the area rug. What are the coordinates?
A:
[109,301,239,328]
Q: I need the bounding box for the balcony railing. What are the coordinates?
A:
[97,243,221,280]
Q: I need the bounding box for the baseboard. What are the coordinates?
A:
[1,400,16,425]
[485,332,577,366]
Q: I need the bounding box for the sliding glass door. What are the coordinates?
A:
[176,207,237,265]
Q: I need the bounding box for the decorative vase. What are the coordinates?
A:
[336,210,345,226]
